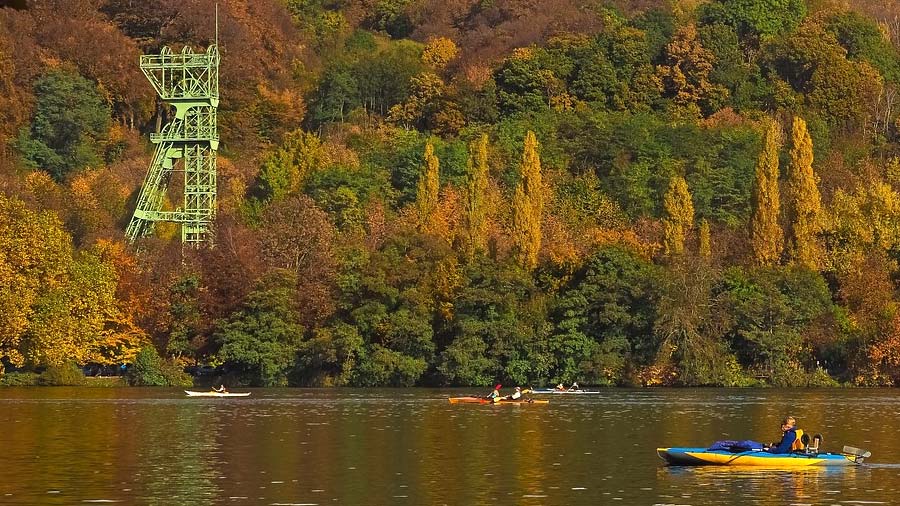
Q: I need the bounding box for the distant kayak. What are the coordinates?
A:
[657,447,870,466]
[184,390,251,397]
[530,389,600,395]
[448,397,549,405]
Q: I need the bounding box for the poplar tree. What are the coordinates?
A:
[512,131,543,270]
[698,219,711,259]
[663,176,695,256]
[750,119,783,266]
[463,134,489,258]
[785,116,823,270]
[416,142,440,233]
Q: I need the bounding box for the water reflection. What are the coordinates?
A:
[0,388,899,505]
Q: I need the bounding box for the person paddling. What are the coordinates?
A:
[486,384,502,401]
[505,386,523,401]
[765,416,805,454]
[213,384,227,393]
[567,381,580,392]
[555,383,565,391]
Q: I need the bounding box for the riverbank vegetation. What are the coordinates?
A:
[3,0,900,387]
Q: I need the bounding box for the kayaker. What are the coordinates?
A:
[504,386,523,401]
[486,384,502,400]
[765,416,805,454]
[213,384,227,393]
[555,383,565,391]
[567,381,580,391]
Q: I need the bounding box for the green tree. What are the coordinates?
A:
[785,116,822,270]
[750,119,783,266]
[17,68,111,180]
[701,0,807,39]
[494,48,550,115]
[722,266,833,386]
[311,62,359,125]
[550,246,661,385]
[663,176,695,256]
[512,131,543,270]
[127,346,191,387]
[165,275,204,360]
[825,11,900,83]
[256,130,325,202]
[294,323,364,386]
[214,272,304,386]
[439,258,548,386]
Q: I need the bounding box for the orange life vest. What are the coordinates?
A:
[791,428,806,451]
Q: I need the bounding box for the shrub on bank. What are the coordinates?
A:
[127,346,193,387]
[0,372,40,386]
[39,362,85,386]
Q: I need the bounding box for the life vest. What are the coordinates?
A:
[791,428,806,451]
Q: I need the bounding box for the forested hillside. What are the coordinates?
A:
[2,0,900,387]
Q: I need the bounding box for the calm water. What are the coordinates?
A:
[1,388,899,505]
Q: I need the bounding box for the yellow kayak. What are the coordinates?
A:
[448,397,548,405]
[657,447,869,466]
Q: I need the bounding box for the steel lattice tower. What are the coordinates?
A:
[126,43,220,245]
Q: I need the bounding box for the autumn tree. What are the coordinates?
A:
[416,142,440,234]
[785,116,822,270]
[825,180,900,270]
[422,36,459,70]
[256,129,325,202]
[663,176,695,256]
[0,195,140,370]
[750,119,783,266]
[259,195,337,327]
[512,131,543,270]
[656,24,727,117]
[462,134,489,259]
[699,219,712,258]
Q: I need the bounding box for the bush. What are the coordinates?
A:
[805,366,841,387]
[0,372,40,386]
[128,346,192,387]
[39,362,85,386]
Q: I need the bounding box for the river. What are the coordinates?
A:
[0,387,898,505]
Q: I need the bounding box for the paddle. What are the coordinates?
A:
[842,445,872,462]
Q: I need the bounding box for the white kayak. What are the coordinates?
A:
[530,389,601,395]
[184,390,251,397]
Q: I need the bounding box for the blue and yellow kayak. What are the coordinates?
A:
[657,447,868,467]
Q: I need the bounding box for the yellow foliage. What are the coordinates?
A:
[698,219,711,258]
[422,37,459,70]
[431,256,463,321]
[750,119,784,266]
[432,185,462,247]
[0,196,134,368]
[587,228,657,261]
[256,83,307,135]
[416,142,441,234]
[387,72,445,128]
[462,134,490,258]
[512,131,543,270]
[542,213,580,272]
[785,116,823,269]
[655,24,727,118]
[663,176,694,255]
[825,179,900,271]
